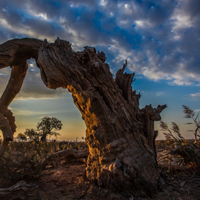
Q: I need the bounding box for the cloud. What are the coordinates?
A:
[156,92,165,97]
[0,60,68,100]
[10,108,55,116]
[190,92,200,97]
[0,0,199,88]
[189,92,200,101]
[18,60,69,100]
[16,86,68,100]
[0,67,12,94]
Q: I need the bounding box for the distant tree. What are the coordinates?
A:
[24,129,40,142]
[16,133,27,141]
[37,116,62,142]
[183,105,200,143]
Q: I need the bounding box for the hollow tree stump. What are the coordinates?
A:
[0,38,166,197]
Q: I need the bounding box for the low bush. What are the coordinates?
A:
[0,140,87,183]
[0,141,55,182]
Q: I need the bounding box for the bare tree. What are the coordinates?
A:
[0,38,166,197]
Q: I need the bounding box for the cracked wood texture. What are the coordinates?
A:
[0,38,166,198]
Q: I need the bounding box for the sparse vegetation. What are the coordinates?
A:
[160,121,185,144]
[159,105,200,175]
[182,105,200,144]
[160,105,200,144]
[0,116,85,184]
[0,140,87,183]
[0,141,53,182]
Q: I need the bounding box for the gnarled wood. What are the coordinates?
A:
[0,39,42,155]
[0,38,166,198]
[0,63,28,156]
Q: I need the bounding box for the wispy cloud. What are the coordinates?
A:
[0,0,200,88]
[0,59,69,100]
[156,92,165,97]
[13,109,55,116]
[189,92,200,101]
[190,92,200,97]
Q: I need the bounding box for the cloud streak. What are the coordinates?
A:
[0,59,68,100]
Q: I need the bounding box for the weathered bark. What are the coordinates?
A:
[0,39,43,156]
[0,181,40,200]
[0,63,28,156]
[0,38,166,197]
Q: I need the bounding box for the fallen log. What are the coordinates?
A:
[0,180,40,200]
[42,148,89,169]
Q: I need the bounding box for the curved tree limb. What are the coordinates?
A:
[0,38,42,156]
[0,63,28,155]
[0,38,43,69]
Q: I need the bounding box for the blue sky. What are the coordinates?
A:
[0,0,200,140]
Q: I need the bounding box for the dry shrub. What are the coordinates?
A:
[0,141,56,182]
[171,142,200,172]
[0,140,88,183]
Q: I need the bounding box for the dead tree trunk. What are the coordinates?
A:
[0,38,166,197]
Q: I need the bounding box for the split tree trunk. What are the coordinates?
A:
[0,38,166,197]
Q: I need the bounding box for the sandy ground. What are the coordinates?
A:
[1,144,200,200]
[35,160,200,200]
[37,161,126,200]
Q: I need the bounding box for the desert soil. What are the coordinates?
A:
[35,160,200,200]
[1,146,200,200]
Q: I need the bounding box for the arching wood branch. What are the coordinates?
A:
[0,38,166,198]
[0,38,42,155]
[0,63,28,156]
[0,38,42,68]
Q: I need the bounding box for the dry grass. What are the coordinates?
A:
[0,140,87,183]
